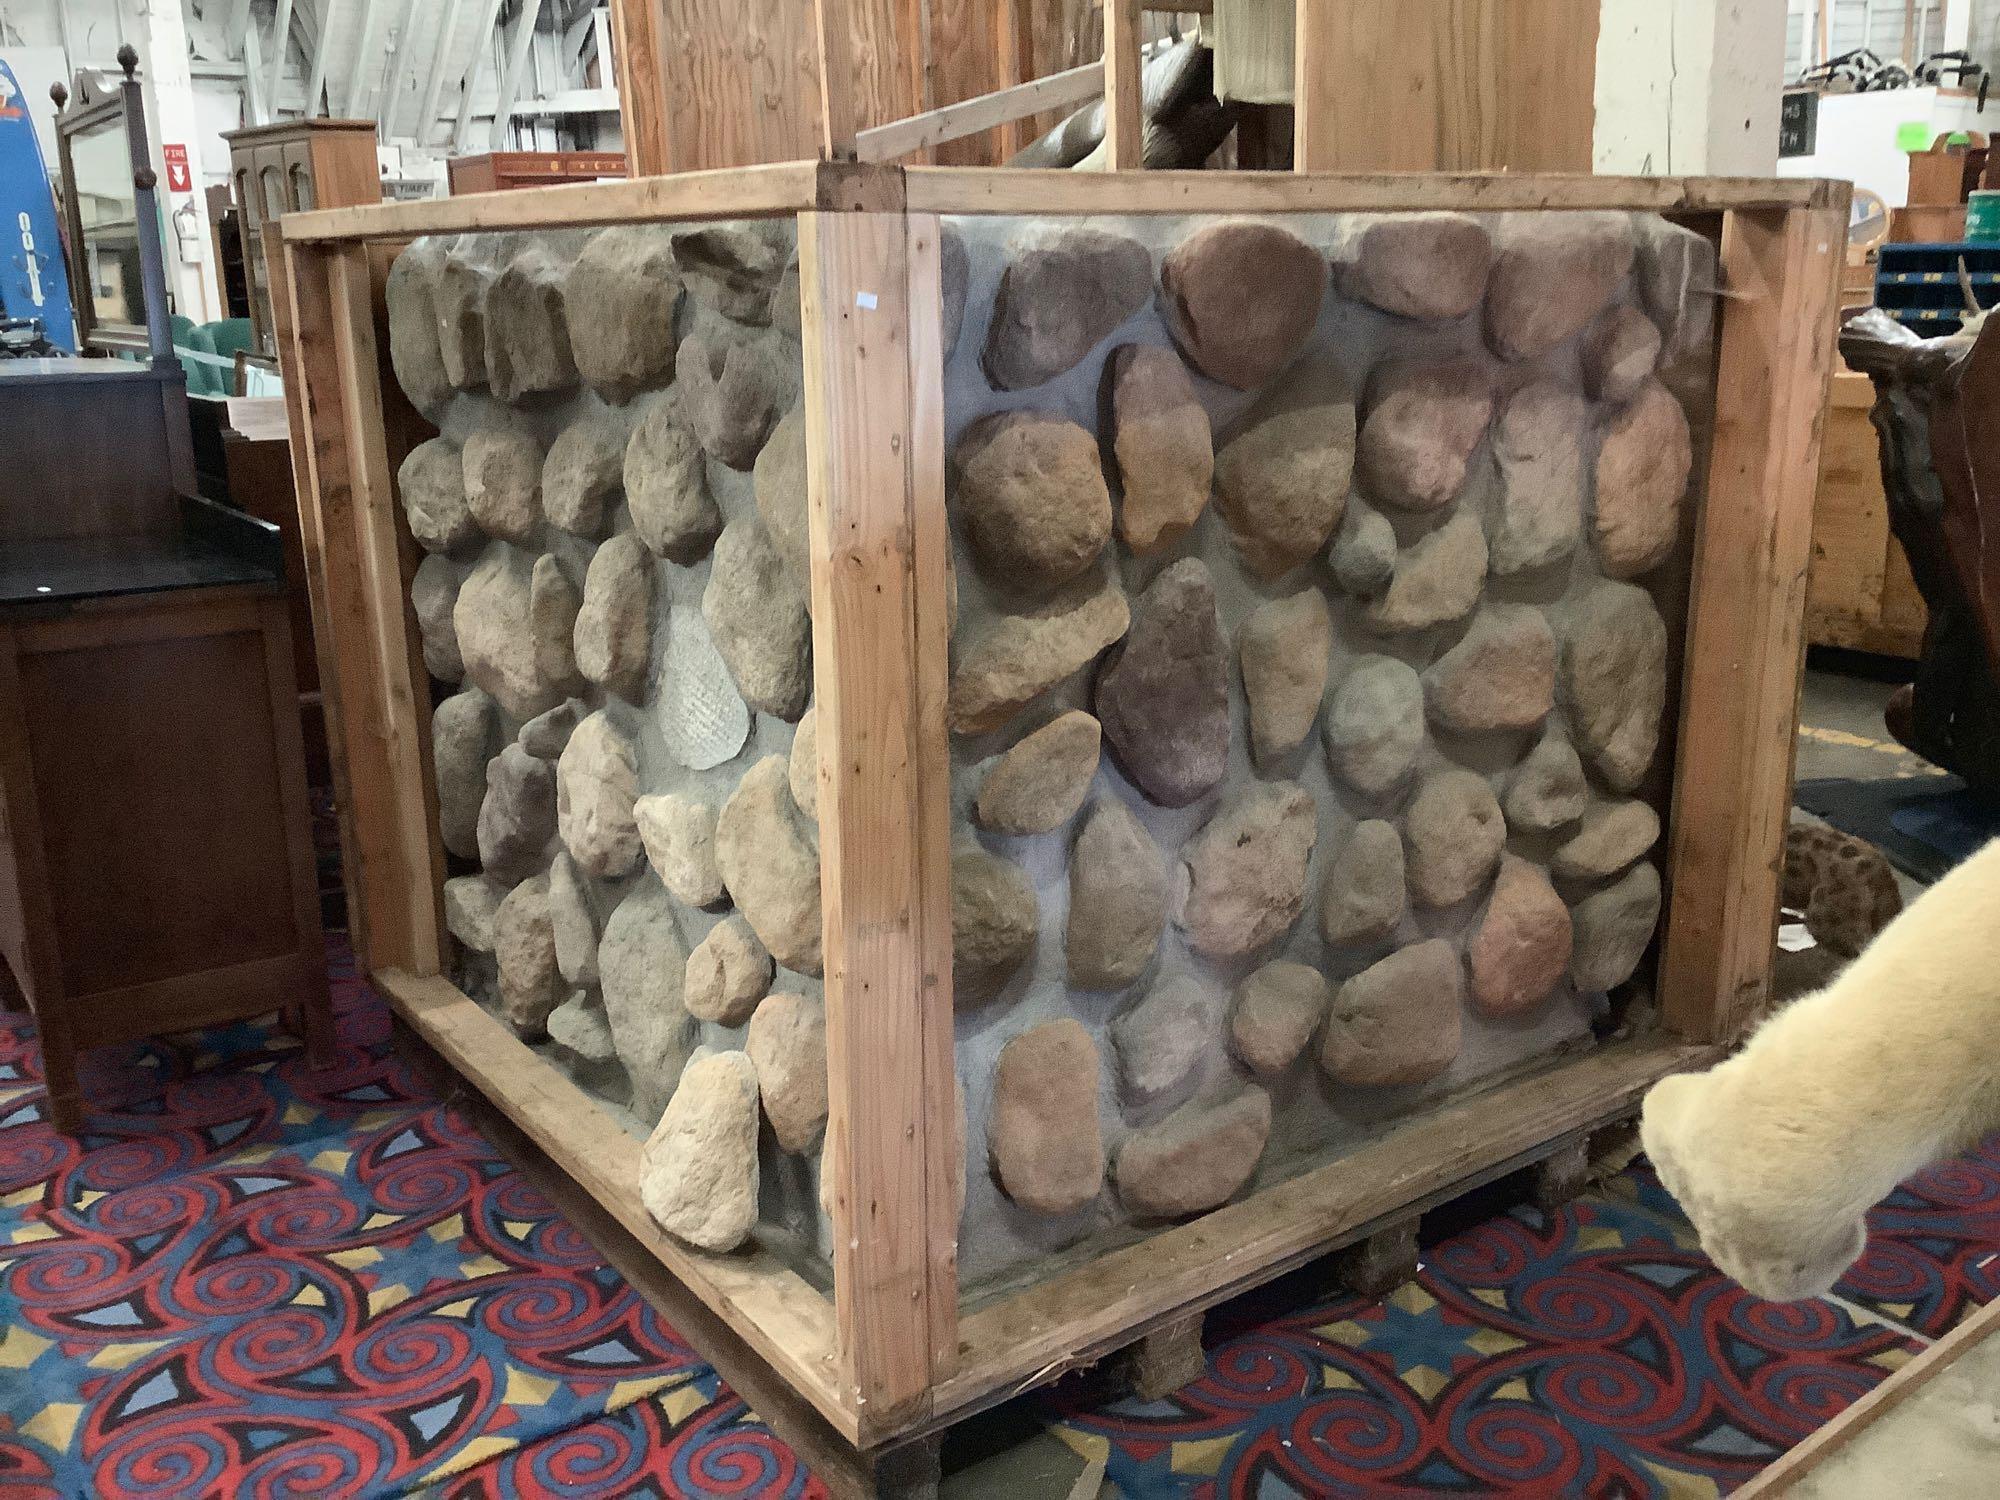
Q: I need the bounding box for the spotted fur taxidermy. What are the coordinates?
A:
[1781,823,1903,958]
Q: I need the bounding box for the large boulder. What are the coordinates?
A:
[518,701,578,761]
[1491,382,1587,579]
[1583,304,1662,406]
[1559,581,1668,792]
[635,792,724,908]
[476,742,557,884]
[1160,220,1326,389]
[600,880,696,1123]
[463,425,544,547]
[976,711,1101,836]
[1570,862,1662,993]
[432,687,495,860]
[1240,590,1332,768]
[574,533,654,703]
[547,851,599,988]
[953,410,1111,595]
[982,225,1153,389]
[543,416,624,539]
[1593,380,1692,579]
[1095,559,1229,807]
[1107,344,1213,553]
[1322,656,1424,799]
[432,251,491,392]
[788,706,819,823]
[950,574,1129,736]
[753,405,811,594]
[1212,355,1356,578]
[400,437,476,555]
[456,548,560,721]
[1362,511,1489,635]
[1357,359,1494,513]
[952,849,1037,1004]
[625,404,721,563]
[703,518,812,720]
[1467,855,1573,1018]
[443,873,504,954]
[746,991,828,1153]
[1333,212,1492,321]
[1421,604,1556,735]
[484,243,577,402]
[494,874,562,1037]
[555,711,642,880]
[1067,800,1166,990]
[715,757,822,975]
[639,1049,760,1251]
[1319,940,1463,1087]
[1110,973,1215,1105]
[990,1020,1105,1215]
[1328,500,1397,598]
[1319,818,1406,947]
[1115,1086,1271,1219]
[1405,768,1506,909]
[563,225,682,402]
[1175,782,1318,959]
[1229,962,1328,1077]
[1484,214,1636,362]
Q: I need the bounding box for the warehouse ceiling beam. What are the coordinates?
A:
[415,0,471,147]
[267,0,296,119]
[304,0,338,115]
[454,0,508,148]
[489,0,545,149]
[341,0,387,117]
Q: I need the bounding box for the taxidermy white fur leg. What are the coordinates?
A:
[1641,836,2000,1303]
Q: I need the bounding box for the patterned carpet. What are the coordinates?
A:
[0,941,1993,1497]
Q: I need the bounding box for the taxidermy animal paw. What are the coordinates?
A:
[1642,836,2000,1302]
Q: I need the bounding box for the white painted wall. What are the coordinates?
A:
[1595,0,1789,175]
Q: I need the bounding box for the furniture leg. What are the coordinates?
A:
[37,1010,83,1134]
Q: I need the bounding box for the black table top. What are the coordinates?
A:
[0,498,283,608]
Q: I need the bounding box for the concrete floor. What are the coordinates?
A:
[938,662,1955,1499]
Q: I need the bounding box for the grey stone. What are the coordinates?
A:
[1108,344,1213,554]
[1485,213,1637,362]
[1559,581,1667,793]
[1506,733,1590,832]
[1569,862,1662,993]
[1176,781,1318,959]
[556,711,642,879]
[1213,354,1357,578]
[1066,800,1165,991]
[484,243,578,402]
[400,437,476,555]
[574,533,654,702]
[601,879,697,1124]
[1468,855,1572,1019]
[1593,380,1692,579]
[639,1049,759,1251]
[954,410,1112,595]
[564,226,682,402]
[1240,590,1332,768]
[715,757,822,975]
[495,873,563,1037]
[443,873,504,954]
[752,405,810,593]
[625,403,721,563]
[476,741,556,884]
[547,990,618,1065]
[1491,379,1587,575]
[543,417,624,539]
[657,605,751,772]
[1584,304,1662,405]
[982,225,1152,389]
[386,241,452,414]
[547,851,599,987]
[684,915,772,1026]
[1095,558,1229,807]
[433,251,491,392]
[1362,511,1488,634]
[463,425,544,547]
[1334,212,1492,321]
[788,706,819,823]
[990,1020,1104,1216]
[677,324,791,470]
[1323,657,1424,799]
[954,849,1037,1004]
[519,701,579,761]
[381,695,456,831]
[635,792,725,908]
[976,711,1100,835]
[1112,973,1216,1104]
[949,573,1130,736]
[456,549,560,721]
[1229,962,1328,1077]
[1422,604,1557,735]
[1329,500,1397,597]
[941,225,969,358]
[746,991,827,1152]
[1553,800,1662,881]
[1160,219,1326,390]
[1357,359,1494,514]
[1116,1085,1271,1219]
[672,224,789,325]
[529,555,587,698]
[412,555,465,684]
[1319,818,1407,946]
[1635,216,1717,369]
[1319,939,1463,1087]
[704,518,812,720]
[1405,768,1506,908]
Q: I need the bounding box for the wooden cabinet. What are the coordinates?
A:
[223,119,380,355]
[447,152,628,194]
[1806,369,1928,658]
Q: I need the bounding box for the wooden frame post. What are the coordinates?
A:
[799,207,958,1439]
[1660,201,1849,1043]
[1103,0,1145,169]
[608,0,673,175]
[813,0,861,162]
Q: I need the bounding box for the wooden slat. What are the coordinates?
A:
[1734,1292,2000,1495]
[813,0,860,161]
[904,167,1842,216]
[855,59,1107,163]
[1103,0,1145,170]
[608,0,673,175]
[930,1035,1714,1430]
[375,967,856,1439]
[1660,203,1850,1043]
[798,210,957,1442]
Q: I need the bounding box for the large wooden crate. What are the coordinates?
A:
[273,161,1847,1489]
